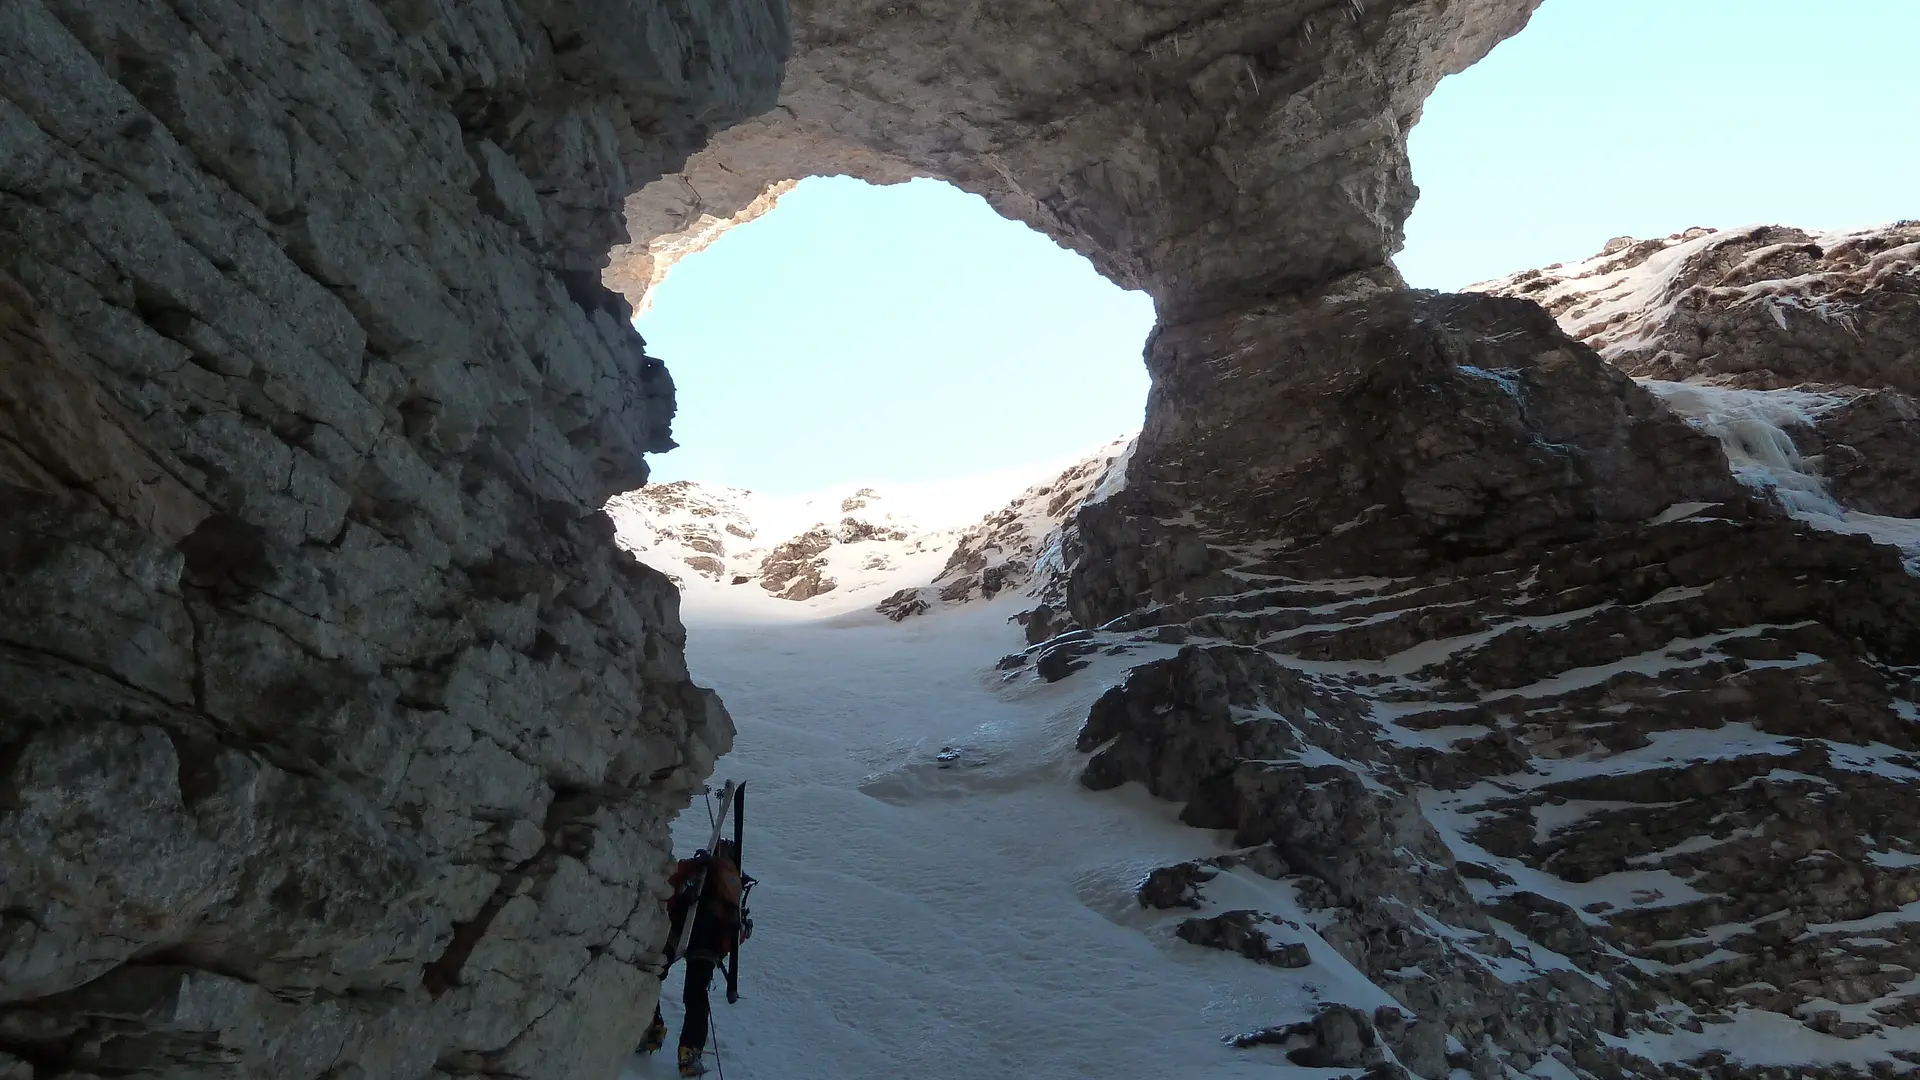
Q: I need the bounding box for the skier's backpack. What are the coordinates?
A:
[668,853,708,913]
[664,851,711,958]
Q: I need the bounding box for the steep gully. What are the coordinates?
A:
[618,218,1920,1079]
[3,3,1917,1080]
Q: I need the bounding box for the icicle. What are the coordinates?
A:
[1642,381,1852,520]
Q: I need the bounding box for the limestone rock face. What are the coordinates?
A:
[611,0,1546,320]
[0,2,780,1077]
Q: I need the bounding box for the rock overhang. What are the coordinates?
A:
[608,0,1547,324]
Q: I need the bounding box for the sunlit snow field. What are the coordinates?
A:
[619,585,1384,1080]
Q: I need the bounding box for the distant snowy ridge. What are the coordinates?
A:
[874,435,1133,621]
[603,480,964,607]
[603,436,1134,616]
[1470,222,1918,382]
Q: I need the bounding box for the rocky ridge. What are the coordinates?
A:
[1474,223,1920,395]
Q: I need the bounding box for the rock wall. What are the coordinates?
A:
[0,2,781,1078]
[1020,244,1920,1079]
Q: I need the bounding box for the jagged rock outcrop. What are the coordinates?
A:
[1798,390,1920,516]
[757,525,838,600]
[1176,911,1313,969]
[0,3,781,1078]
[1022,240,1920,1078]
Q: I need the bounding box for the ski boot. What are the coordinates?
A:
[677,1046,707,1076]
[637,1014,667,1055]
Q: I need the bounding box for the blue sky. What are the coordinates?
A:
[635,179,1157,492]
[638,0,1916,494]
[1398,0,1920,289]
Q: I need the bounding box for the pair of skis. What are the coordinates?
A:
[669,780,751,1003]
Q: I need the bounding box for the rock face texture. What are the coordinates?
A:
[0,3,780,1078]
[980,228,1920,1080]
[610,0,1546,321]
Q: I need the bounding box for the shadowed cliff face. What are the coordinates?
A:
[0,2,779,1077]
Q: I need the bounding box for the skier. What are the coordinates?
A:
[640,839,753,1076]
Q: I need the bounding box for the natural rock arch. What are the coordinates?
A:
[0,2,1595,1080]
[607,0,1544,323]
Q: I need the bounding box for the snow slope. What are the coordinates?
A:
[619,596,1384,1080]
